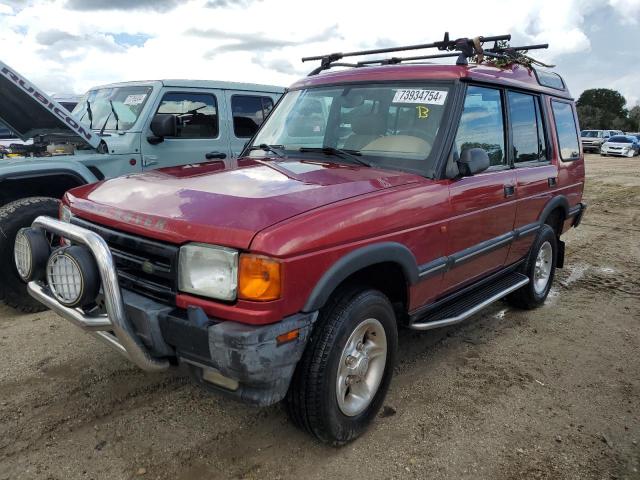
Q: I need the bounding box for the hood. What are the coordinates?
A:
[66,158,422,249]
[0,60,100,149]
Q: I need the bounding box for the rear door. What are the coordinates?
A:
[141,88,230,169]
[441,85,517,294]
[506,91,557,264]
[225,91,278,158]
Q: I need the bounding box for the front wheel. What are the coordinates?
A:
[0,197,60,312]
[285,287,398,445]
[506,224,557,310]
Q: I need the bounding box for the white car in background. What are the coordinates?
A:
[600,135,640,157]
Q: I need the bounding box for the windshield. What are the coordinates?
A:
[71,85,153,132]
[581,130,600,138]
[608,136,632,143]
[251,83,451,175]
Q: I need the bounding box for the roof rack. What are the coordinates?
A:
[301,33,551,76]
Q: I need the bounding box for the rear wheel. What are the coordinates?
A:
[506,224,557,310]
[0,197,59,312]
[285,287,397,445]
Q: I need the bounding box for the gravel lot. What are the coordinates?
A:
[0,154,638,480]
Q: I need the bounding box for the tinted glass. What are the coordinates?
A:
[455,86,506,167]
[581,130,599,138]
[252,83,451,175]
[608,136,632,143]
[232,95,274,138]
[157,92,218,138]
[551,101,580,160]
[535,69,565,90]
[508,92,542,163]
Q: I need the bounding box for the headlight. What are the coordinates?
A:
[14,228,50,282]
[46,245,100,308]
[178,244,238,301]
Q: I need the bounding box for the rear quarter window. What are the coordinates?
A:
[551,101,580,161]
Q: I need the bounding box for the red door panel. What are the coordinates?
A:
[507,164,557,263]
[442,169,517,294]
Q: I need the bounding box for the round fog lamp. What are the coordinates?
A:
[14,228,50,282]
[46,245,100,308]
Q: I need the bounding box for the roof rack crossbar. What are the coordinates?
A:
[357,52,459,66]
[303,32,511,75]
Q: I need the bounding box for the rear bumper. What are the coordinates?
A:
[26,216,317,407]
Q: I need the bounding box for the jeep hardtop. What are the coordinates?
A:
[16,35,586,445]
[0,59,283,311]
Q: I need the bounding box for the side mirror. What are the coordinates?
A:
[457,148,490,176]
[148,114,177,144]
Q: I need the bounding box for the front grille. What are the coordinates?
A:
[70,217,179,303]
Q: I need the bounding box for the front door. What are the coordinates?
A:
[441,85,517,294]
[141,89,230,169]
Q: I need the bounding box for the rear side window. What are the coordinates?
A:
[232,95,274,138]
[507,91,547,164]
[455,86,506,167]
[551,101,580,161]
[157,92,218,138]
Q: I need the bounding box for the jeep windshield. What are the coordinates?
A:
[71,85,153,133]
[250,83,451,175]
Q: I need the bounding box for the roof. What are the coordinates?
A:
[87,79,284,93]
[289,63,572,99]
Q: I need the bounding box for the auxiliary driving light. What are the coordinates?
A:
[46,245,100,308]
[14,228,50,282]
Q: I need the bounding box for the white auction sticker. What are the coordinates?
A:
[123,94,147,106]
[392,89,447,105]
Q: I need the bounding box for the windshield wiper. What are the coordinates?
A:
[249,144,286,158]
[86,100,93,129]
[299,146,371,167]
[98,101,120,136]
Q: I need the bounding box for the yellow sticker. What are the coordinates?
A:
[416,105,430,119]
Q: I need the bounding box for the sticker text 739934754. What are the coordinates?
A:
[392,89,447,105]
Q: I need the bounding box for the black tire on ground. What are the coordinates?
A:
[0,197,59,313]
[506,224,557,310]
[285,287,398,446]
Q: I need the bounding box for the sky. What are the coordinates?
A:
[1,0,639,107]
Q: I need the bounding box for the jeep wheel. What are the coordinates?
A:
[0,197,59,313]
[506,224,557,310]
[285,287,397,445]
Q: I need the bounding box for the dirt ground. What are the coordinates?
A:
[0,154,638,480]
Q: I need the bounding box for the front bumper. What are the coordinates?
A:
[581,141,602,151]
[25,216,317,406]
[601,149,632,156]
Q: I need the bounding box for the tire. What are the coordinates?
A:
[0,197,59,313]
[285,287,398,446]
[506,224,557,310]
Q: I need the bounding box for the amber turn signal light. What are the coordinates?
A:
[238,254,282,301]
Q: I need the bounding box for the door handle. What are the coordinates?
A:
[504,184,515,198]
[205,151,227,160]
[548,177,557,187]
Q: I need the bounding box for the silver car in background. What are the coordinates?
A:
[581,129,623,153]
[600,135,639,157]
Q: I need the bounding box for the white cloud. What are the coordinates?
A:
[0,0,639,105]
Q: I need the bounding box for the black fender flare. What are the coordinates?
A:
[302,242,419,313]
[537,195,570,225]
[0,169,89,206]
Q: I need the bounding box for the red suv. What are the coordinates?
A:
[15,36,585,445]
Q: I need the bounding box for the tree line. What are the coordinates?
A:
[576,88,640,132]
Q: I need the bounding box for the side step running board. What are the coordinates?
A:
[409,272,529,331]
